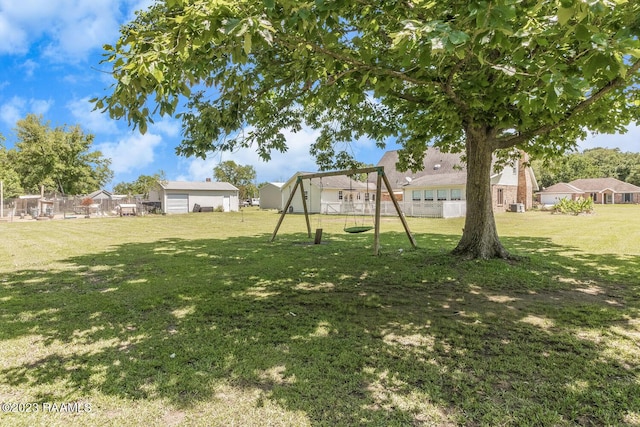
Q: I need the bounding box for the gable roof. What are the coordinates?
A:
[88,189,113,199]
[568,178,640,193]
[282,172,373,191]
[265,182,285,188]
[406,171,467,188]
[538,182,584,194]
[311,175,371,190]
[159,181,239,191]
[376,148,466,189]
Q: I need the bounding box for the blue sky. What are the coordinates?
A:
[0,1,638,191]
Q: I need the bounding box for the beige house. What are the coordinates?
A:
[280,148,538,218]
[377,148,538,216]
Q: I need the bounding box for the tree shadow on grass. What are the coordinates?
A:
[1,232,639,425]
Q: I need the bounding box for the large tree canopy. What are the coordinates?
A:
[96,0,640,258]
[9,114,113,195]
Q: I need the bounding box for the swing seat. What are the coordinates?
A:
[344,226,374,234]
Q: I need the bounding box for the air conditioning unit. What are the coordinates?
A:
[510,203,525,213]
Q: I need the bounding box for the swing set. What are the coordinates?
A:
[270,166,417,255]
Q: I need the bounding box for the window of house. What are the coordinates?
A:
[497,188,504,206]
[437,189,448,201]
[304,190,308,200]
[412,190,422,201]
[364,192,370,201]
[338,191,343,200]
[424,190,434,201]
[451,189,462,200]
[590,192,597,202]
[624,193,632,203]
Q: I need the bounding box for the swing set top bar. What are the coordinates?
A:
[295,166,384,181]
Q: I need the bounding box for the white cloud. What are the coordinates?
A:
[96,131,163,174]
[178,127,321,183]
[30,99,54,116]
[0,0,148,61]
[0,99,25,127]
[579,124,640,153]
[0,96,53,127]
[20,59,38,78]
[67,97,119,134]
[150,118,181,137]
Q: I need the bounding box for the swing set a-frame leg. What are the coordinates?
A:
[382,172,417,250]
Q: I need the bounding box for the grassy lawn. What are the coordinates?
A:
[0,206,639,426]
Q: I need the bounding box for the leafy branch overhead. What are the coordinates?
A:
[96,0,639,259]
[96,0,639,168]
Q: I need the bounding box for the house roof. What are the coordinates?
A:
[159,181,239,191]
[375,148,466,189]
[568,178,640,193]
[311,175,372,190]
[538,182,583,194]
[283,172,373,191]
[405,171,467,187]
[88,189,113,199]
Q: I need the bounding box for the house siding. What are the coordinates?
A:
[259,183,283,210]
[492,185,518,212]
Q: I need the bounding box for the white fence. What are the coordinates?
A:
[319,200,467,218]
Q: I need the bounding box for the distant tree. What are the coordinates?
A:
[113,171,167,198]
[0,141,22,198]
[582,147,635,182]
[213,161,256,200]
[533,147,640,188]
[9,114,113,195]
[627,163,640,187]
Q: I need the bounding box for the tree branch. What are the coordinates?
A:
[495,58,640,149]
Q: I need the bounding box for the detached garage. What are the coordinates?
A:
[150,180,239,214]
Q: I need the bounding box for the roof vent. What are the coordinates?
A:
[433,164,441,170]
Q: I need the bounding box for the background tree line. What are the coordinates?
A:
[532,147,640,189]
[0,114,113,198]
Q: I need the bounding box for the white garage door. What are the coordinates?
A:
[166,194,189,214]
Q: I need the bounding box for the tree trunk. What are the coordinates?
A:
[452,129,511,260]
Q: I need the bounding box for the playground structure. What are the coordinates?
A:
[270,166,417,255]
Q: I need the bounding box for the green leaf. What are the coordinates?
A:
[557,6,573,26]
[448,31,469,45]
[151,67,164,83]
[243,33,252,55]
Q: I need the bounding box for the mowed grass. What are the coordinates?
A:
[0,206,639,426]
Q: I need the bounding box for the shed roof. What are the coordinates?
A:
[159,181,239,191]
